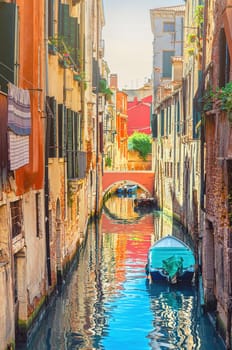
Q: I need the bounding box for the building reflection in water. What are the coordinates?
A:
[24,196,224,350]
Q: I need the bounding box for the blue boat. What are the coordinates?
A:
[116,184,137,195]
[126,184,137,194]
[145,235,195,284]
[116,186,125,194]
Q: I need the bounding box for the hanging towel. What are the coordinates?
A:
[8,131,29,170]
[8,82,31,135]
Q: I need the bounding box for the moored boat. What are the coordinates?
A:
[145,235,195,284]
[134,197,157,208]
[116,184,137,195]
[126,184,137,194]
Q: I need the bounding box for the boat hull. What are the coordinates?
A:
[149,270,194,283]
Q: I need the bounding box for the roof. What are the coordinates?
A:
[151,5,185,12]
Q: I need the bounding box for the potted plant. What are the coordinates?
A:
[218,81,232,123]
[188,33,197,44]
[201,86,215,111]
[195,5,204,26]
[105,157,112,167]
[187,47,195,56]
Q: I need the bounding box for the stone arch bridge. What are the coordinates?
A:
[102,171,155,196]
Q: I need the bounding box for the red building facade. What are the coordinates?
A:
[127,95,152,136]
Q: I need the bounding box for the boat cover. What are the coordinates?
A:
[149,247,195,270]
[162,255,183,279]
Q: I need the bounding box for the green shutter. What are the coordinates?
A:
[0,3,17,93]
[67,109,73,179]
[58,2,63,37]
[49,97,57,158]
[161,110,165,136]
[165,109,168,136]
[48,0,54,38]
[58,104,67,158]
[163,51,175,78]
[70,17,77,63]
[151,114,158,138]
[168,107,171,135]
[73,111,78,178]
[176,101,180,134]
[63,5,70,42]
[58,3,69,39]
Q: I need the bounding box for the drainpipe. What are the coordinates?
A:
[95,0,100,217]
[44,0,52,286]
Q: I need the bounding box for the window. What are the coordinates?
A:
[58,104,67,158]
[59,3,80,65]
[47,97,57,158]
[163,51,175,78]
[151,114,158,138]
[67,110,86,179]
[163,22,175,32]
[219,28,230,88]
[176,101,180,134]
[35,193,42,238]
[165,109,169,136]
[48,0,54,38]
[160,110,165,136]
[0,3,18,93]
[10,200,23,238]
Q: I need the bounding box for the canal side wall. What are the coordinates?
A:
[152,1,232,347]
[201,1,232,348]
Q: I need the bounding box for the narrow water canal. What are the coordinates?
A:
[20,195,225,350]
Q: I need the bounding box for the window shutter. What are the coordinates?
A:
[67,109,78,179]
[59,4,69,39]
[0,3,18,93]
[58,104,67,158]
[219,28,230,87]
[99,122,104,153]
[160,110,164,136]
[48,0,54,38]
[49,97,57,158]
[151,114,158,138]
[77,112,81,150]
[165,109,168,136]
[73,112,78,178]
[70,17,78,64]
[67,109,73,179]
[168,106,171,135]
[162,51,175,78]
[176,101,180,134]
[63,5,70,41]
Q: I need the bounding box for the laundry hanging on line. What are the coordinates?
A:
[7,83,31,170]
[7,82,31,136]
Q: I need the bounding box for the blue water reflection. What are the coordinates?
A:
[20,200,225,350]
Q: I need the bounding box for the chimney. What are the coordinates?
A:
[110,74,118,89]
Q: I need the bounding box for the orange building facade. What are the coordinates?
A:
[0,0,105,348]
[0,1,46,348]
[115,91,128,170]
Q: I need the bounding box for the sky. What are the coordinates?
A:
[102,0,184,90]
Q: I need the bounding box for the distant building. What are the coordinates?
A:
[123,81,152,137]
[150,5,185,106]
[127,95,152,136]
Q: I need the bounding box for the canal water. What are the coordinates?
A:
[20,194,225,350]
